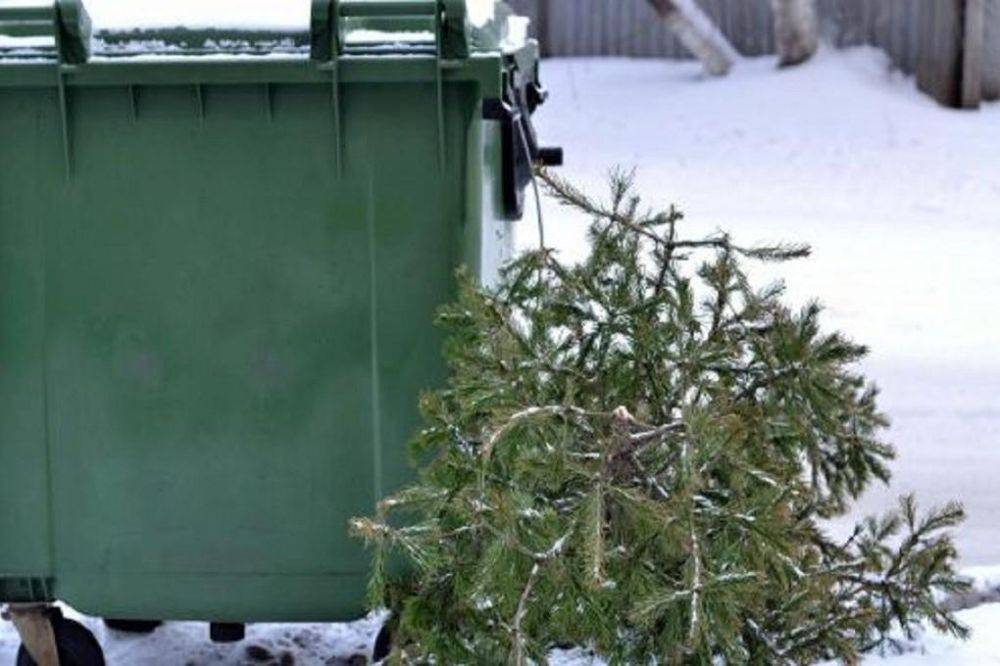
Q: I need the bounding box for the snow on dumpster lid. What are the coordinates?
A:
[85,0,498,33]
[343,29,434,47]
[84,0,311,33]
[0,33,55,59]
[466,0,496,27]
[0,35,54,48]
[1,1,520,62]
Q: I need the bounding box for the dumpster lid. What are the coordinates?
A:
[0,0,529,63]
[85,0,311,33]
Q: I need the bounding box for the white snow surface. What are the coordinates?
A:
[965,565,1000,592]
[467,0,497,27]
[81,0,499,32]
[83,0,312,32]
[1,47,999,663]
[0,35,53,48]
[343,29,434,46]
[550,603,1000,665]
[525,47,1000,663]
[838,604,1000,665]
[0,608,386,664]
[525,47,1000,571]
[501,15,531,50]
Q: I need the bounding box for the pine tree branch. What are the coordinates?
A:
[629,451,671,501]
[351,170,960,663]
[512,562,541,666]
[482,405,594,460]
[688,517,703,644]
[630,421,686,444]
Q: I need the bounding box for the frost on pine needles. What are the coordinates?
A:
[350,170,969,664]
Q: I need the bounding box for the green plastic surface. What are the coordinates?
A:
[0,0,526,623]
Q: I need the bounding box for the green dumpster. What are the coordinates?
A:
[0,0,557,657]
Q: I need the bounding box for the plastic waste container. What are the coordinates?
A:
[0,0,558,660]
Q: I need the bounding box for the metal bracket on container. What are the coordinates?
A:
[483,60,563,219]
[54,0,90,65]
[432,6,446,168]
[437,0,469,60]
[0,0,88,63]
[0,0,90,180]
[53,0,91,181]
[434,0,469,168]
[310,0,343,176]
[309,0,470,173]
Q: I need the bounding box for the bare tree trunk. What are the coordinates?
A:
[647,0,739,76]
[771,0,819,66]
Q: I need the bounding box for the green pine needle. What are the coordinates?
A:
[350,170,967,664]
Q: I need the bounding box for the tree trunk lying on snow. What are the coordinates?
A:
[646,0,739,76]
[771,0,819,67]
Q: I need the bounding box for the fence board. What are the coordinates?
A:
[962,0,985,107]
[916,0,963,106]
[507,0,928,62]
[508,0,996,104]
[984,0,1000,99]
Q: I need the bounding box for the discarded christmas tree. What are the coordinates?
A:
[352,170,969,664]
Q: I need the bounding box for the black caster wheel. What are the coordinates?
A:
[16,614,105,666]
[103,618,161,634]
[372,621,393,662]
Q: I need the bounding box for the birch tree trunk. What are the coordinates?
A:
[646,0,739,76]
[771,0,819,66]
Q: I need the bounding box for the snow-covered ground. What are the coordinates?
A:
[2,47,998,663]
[842,604,1000,665]
[525,47,1000,663]
[0,610,384,665]
[526,48,1000,572]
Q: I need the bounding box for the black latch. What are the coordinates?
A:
[538,147,563,167]
[484,61,563,220]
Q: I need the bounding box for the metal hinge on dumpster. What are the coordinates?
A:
[483,58,564,220]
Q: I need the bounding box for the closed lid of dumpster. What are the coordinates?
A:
[0,0,531,63]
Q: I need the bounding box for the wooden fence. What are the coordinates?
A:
[915,0,1000,106]
[506,0,999,105]
[987,0,1000,98]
